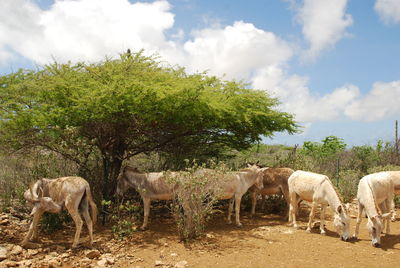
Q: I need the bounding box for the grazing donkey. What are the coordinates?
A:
[353,172,393,247]
[116,166,181,230]
[22,177,97,248]
[288,170,350,241]
[249,167,294,217]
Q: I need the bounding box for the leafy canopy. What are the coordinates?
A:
[0,51,297,169]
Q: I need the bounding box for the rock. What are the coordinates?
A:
[19,259,33,267]
[105,257,115,265]
[96,259,107,267]
[0,246,8,261]
[0,219,10,225]
[85,249,101,259]
[48,259,60,268]
[26,249,39,257]
[10,245,23,256]
[23,243,41,249]
[206,233,215,239]
[2,260,17,267]
[155,260,164,266]
[174,261,188,268]
[170,253,178,257]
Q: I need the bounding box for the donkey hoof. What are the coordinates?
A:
[306,228,311,233]
[236,224,243,228]
[139,226,148,231]
[320,231,326,235]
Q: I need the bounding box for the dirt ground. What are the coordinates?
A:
[1,204,400,268]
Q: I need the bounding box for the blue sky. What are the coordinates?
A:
[1,0,400,147]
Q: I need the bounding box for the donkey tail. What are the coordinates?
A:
[85,185,98,226]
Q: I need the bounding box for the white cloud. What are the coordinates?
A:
[0,0,176,64]
[182,21,293,80]
[345,81,400,121]
[294,0,353,60]
[375,0,400,24]
[252,68,360,122]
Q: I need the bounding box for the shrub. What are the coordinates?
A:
[110,200,142,239]
[337,169,362,203]
[167,163,224,241]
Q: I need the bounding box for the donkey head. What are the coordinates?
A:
[333,205,351,241]
[367,213,391,247]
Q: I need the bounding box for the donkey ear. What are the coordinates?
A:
[381,212,392,219]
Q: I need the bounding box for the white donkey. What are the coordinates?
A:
[288,170,350,241]
[116,166,180,230]
[353,172,393,247]
[381,171,400,221]
[198,165,265,227]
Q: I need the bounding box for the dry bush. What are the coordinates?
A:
[166,163,226,241]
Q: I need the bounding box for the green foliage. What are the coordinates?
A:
[337,169,362,203]
[109,200,142,239]
[301,136,346,158]
[367,165,400,174]
[40,211,71,234]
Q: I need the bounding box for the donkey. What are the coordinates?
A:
[22,177,97,248]
[288,170,350,241]
[197,164,265,227]
[353,172,393,247]
[249,167,294,217]
[116,166,181,230]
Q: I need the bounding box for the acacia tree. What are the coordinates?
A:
[0,50,297,200]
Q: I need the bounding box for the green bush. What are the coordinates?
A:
[337,169,362,203]
[110,200,142,239]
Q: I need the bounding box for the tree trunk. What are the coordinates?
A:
[101,155,123,225]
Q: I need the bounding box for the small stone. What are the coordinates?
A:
[155,260,164,266]
[174,261,188,268]
[206,233,215,239]
[20,259,33,266]
[86,249,101,259]
[10,245,23,256]
[97,259,107,267]
[27,249,39,257]
[170,253,178,257]
[0,219,10,225]
[106,257,115,265]
[3,260,18,267]
[49,251,59,257]
[48,259,60,268]
[0,246,8,261]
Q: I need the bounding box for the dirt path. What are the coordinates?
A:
[1,207,400,267]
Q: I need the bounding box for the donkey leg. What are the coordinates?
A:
[141,197,151,230]
[65,198,83,248]
[353,203,364,239]
[306,202,317,233]
[288,192,298,228]
[227,198,234,224]
[22,210,43,246]
[319,205,327,235]
[82,208,94,246]
[390,198,396,222]
[250,191,257,217]
[235,196,243,227]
